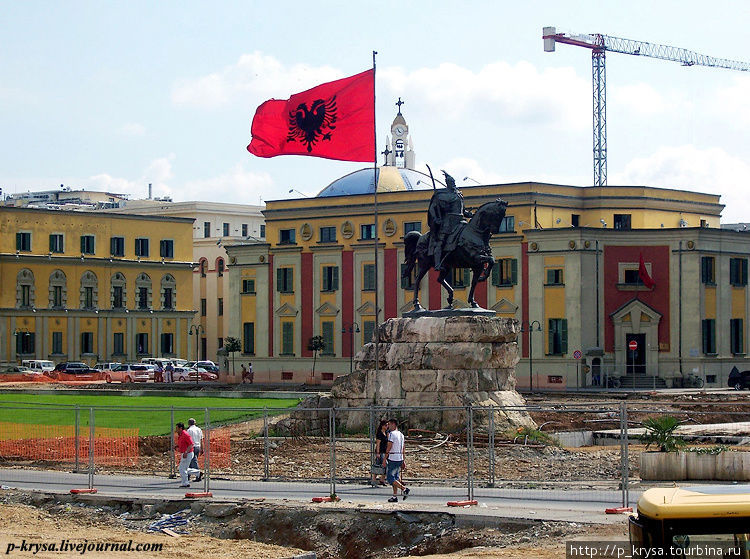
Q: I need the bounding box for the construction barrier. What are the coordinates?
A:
[174,427,230,470]
[0,422,139,466]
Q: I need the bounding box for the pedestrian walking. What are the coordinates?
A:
[174,422,200,487]
[385,418,410,502]
[164,362,174,383]
[187,417,204,482]
[370,420,388,486]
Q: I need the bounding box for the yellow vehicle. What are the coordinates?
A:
[630,486,750,556]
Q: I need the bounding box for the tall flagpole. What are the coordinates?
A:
[372,50,380,403]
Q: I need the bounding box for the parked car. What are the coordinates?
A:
[0,364,40,378]
[21,360,55,373]
[95,362,121,373]
[172,367,218,382]
[48,362,100,379]
[106,363,155,383]
[728,368,750,390]
[185,360,219,373]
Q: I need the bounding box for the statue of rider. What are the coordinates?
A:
[427,171,473,272]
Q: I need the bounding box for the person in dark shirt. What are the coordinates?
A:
[370,420,388,487]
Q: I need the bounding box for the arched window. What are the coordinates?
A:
[199,259,207,277]
[80,270,98,309]
[111,272,127,309]
[48,270,67,309]
[161,274,176,310]
[16,269,35,308]
[217,258,225,277]
[135,273,152,310]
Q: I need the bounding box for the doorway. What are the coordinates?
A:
[626,333,646,375]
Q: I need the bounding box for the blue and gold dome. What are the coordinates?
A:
[316,166,441,197]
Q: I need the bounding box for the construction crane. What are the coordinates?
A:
[542,26,750,187]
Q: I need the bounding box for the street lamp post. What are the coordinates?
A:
[521,320,542,392]
[342,322,360,374]
[189,324,205,386]
[12,328,29,362]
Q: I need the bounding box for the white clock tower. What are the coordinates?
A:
[385,97,415,169]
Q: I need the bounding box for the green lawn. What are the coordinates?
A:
[0,394,300,436]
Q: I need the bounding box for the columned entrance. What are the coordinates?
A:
[611,299,662,377]
[626,333,646,375]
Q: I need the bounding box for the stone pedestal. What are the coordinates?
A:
[331,315,535,431]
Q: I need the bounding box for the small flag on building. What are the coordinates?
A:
[638,253,655,289]
[247,69,374,162]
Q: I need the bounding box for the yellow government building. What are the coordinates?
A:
[0,206,195,364]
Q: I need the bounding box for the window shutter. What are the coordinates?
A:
[702,320,708,353]
[491,261,499,287]
[463,268,470,286]
[547,320,554,355]
[546,269,553,284]
[277,268,282,292]
[16,233,22,251]
[743,259,748,286]
[401,264,409,289]
[511,259,518,284]
[561,319,568,354]
[332,266,339,290]
[110,237,116,255]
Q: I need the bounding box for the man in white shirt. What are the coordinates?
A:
[385,418,410,502]
[186,418,204,482]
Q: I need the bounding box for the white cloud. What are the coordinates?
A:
[118,122,147,136]
[610,82,668,116]
[611,145,750,222]
[712,74,750,128]
[178,164,273,204]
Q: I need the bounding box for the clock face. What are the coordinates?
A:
[394,125,405,135]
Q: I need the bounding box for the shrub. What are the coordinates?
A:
[640,416,686,452]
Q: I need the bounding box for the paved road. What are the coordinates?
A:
[0,468,635,524]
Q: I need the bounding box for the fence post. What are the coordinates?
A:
[169,407,175,478]
[329,407,336,498]
[619,401,630,507]
[488,406,495,487]
[74,405,80,472]
[369,405,375,469]
[88,408,95,490]
[263,408,269,481]
[203,408,210,493]
[466,405,474,501]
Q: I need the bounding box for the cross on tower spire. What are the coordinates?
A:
[395,97,404,115]
[381,144,392,165]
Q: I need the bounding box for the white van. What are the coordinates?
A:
[21,360,55,373]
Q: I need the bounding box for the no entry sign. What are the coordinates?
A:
[628,340,638,351]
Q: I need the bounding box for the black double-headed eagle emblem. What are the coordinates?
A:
[287,96,338,152]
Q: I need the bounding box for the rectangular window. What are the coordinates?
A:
[163,288,173,310]
[218,297,223,316]
[21,285,31,307]
[401,263,415,289]
[242,279,256,294]
[159,239,174,258]
[242,224,248,237]
[571,214,580,227]
[730,258,748,286]
[80,235,95,254]
[223,222,230,236]
[624,269,644,285]
[277,267,294,293]
[217,259,224,277]
[83,286,94,309]
[548,318,568,355]
[160,333,174,355]
[112,286,124,308]
[16,332,35,355]
[138,287,148,310]
[243,322,255,354]
[80,332,94,354]
[322,266,339,291]
[16,232,31,252]
[497,216,515,233]
[135,238,149,257]
[136,333,149,355]
[279,228,296,244]
[321,321,334,355]
[52,285,63,308]
[450,268,470,288]
[363,264,376,291]
[49,234,64,253]
[203,222,211,238]
[320,226,337,243]
[702,319,716,354]
[701,256,716,284]
[360,224,375,240]
[218,337,223,348]
[491,258,518,286]
[613,214,632,230]
[362,321,375,347]
[52,332,63,354]
[113,333,124,355]
[731,318,744,354]
[281,322,294,355]
[404,222,422,234]
[200,298,207,316]
[545,268,564,285]
[260,224,266,238]
[110,236,125,257]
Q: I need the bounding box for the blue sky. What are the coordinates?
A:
[2,1,750,220]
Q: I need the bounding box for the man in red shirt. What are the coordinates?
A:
[175,422,200,487]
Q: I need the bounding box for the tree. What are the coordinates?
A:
[224,337,241,377]
[307,335,325,378]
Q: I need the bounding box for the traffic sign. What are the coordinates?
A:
[573,350,582,360]
[628,340,638,351]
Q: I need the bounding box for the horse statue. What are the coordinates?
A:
[402,198,508,310]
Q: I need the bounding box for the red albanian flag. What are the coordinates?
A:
[638,253,656,289]
[247,69,374,162]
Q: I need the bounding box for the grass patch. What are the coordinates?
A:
[0,393,300,436]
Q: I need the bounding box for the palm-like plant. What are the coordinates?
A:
[640,416,687,452]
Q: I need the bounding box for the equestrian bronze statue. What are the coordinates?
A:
[402,171,508,310]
